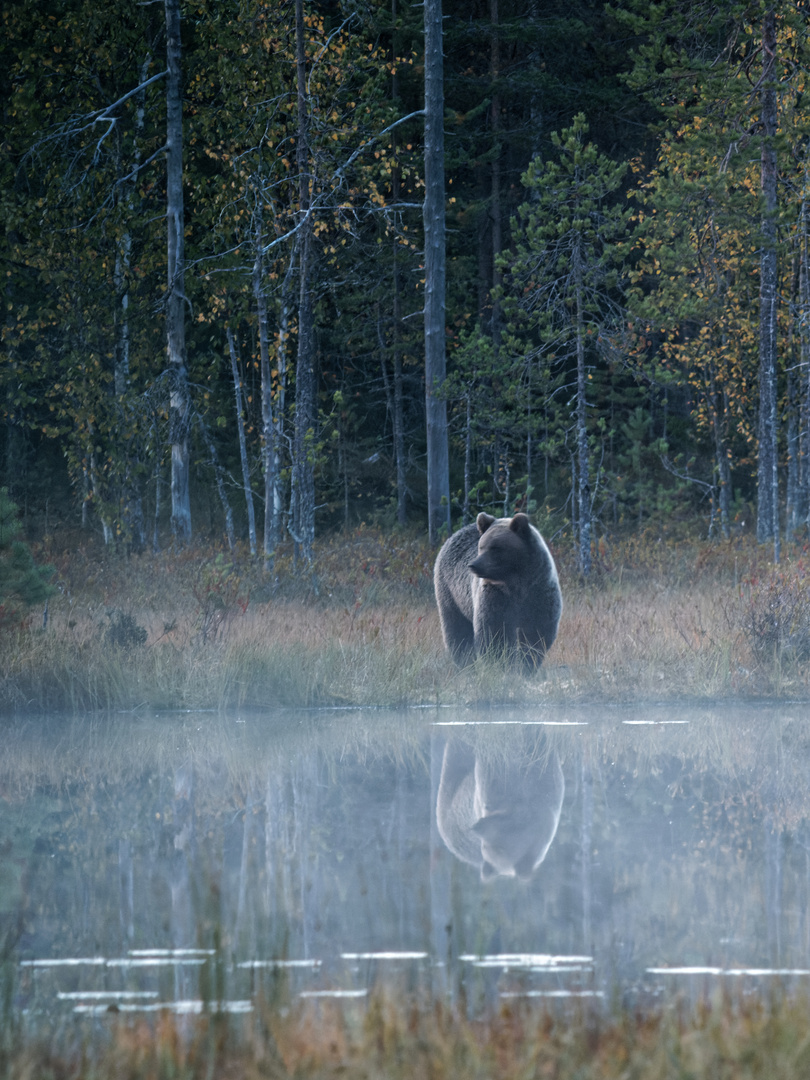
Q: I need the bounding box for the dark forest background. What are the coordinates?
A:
[2,0,808,568]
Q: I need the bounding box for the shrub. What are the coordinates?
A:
[105,611,148,650]
[0,488,54,629]
[742,565,810,663]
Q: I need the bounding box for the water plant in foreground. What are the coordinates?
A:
[4,988,810,1079]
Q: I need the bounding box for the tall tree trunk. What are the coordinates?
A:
[489,0,502,342]
[291,0,316,564]
[378,307,407,525]
[198,416,235,553]
[226,325,257,555]
[463,392,472,525]
[392,296,407,527]
[423,0,450,545]
[273,255,294,556]
[113,54,151,553]
[801,188,810,532]
[253,211,274,570]
[786,358,799,540]
[252,197,278,571]
[575,243,591,577]
[708,365,732,540]
[757,6,779,561]
[165,0,191,545]
[389,1,408,527]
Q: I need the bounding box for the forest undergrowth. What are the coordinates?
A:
[2,526,810,715]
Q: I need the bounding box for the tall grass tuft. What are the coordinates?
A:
[741,564,810,664]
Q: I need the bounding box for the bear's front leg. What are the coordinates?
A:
[438,600,476,665]
[472,582,516,659]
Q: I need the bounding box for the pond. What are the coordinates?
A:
[4,701,810,1028]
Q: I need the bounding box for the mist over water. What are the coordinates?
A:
[5,702,810,1023]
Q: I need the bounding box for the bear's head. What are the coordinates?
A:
[468,512,532,584]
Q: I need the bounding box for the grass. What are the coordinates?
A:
[3,525,810,714]
[6,985,810,1079]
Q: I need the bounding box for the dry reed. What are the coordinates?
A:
[5,986,810,1079]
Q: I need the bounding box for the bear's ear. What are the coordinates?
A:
[509,512,530,536]
[477,512,496,535]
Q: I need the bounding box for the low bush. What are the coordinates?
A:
[0,487,54,631]
[741,565,810,664]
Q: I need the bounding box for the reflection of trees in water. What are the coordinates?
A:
[10,707,810,997]
[170,760,195,1002]
[258,748,430,974]
[580,747,593,956]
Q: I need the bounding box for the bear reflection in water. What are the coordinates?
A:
[436,735,565,881]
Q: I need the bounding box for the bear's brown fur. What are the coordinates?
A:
[433,512,562,668]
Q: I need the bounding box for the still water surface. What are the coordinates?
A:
[5,701,810,1022]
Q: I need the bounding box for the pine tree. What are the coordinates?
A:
[499,114,629,574]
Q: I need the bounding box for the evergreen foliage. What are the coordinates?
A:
[2,0,810,553]
[0,489,54,624]
[498,114,630,571]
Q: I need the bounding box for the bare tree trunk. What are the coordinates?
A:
[165,0,191,545]
[378,305,408,527]
[252,207,275,571]
[273,256,294,552]
[709,364,732,540]
[801,189,810,532]
[291,0,316,564]
[197,413,235,552]
[423,0,450,545]
[152,449,161,553]
[786,358,800,541]
[226,326,257,555]
[114,54,150,552]
[575,244,591,577]
[463,392,472,525]
[392,310,407,526]
[489,0,502,342]
[757,6,779,561]
[390,0,408,527]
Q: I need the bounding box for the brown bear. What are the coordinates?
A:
[433,512,562,669]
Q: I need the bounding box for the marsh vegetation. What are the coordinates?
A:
[3,529,810,715]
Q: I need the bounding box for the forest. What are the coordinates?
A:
[2,0,808,570]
